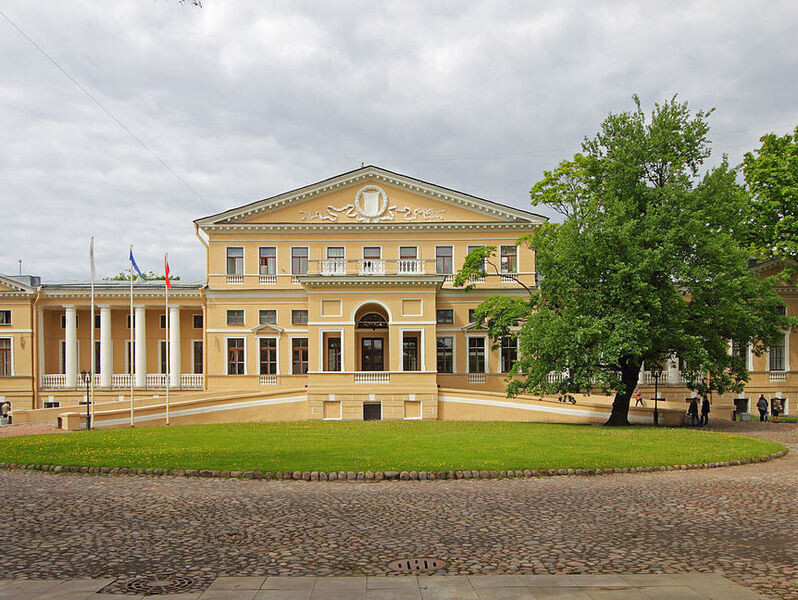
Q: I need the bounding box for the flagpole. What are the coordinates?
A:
[89,237,95,430]
[165,258,170,426]
[129,247,135,427]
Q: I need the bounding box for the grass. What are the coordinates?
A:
[0,421,784,473]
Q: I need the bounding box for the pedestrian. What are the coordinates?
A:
[634,389,644,407]
[688,397,700,426]
[700,396,710,427]
[771,397,782,424]
[0,401,10,425]
[756,394,768,422]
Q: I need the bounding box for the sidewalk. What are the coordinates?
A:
[0,574,767,599]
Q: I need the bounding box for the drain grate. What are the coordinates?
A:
[124,574,196,595]
[388,558,446,573]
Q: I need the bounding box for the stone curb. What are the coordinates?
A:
[0,449,788,481]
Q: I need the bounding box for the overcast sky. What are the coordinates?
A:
[1,1,796,281]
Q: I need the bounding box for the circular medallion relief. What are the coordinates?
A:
[354,185,389,220]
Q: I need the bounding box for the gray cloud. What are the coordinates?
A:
[1,0,796,280]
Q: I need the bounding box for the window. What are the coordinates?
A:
[468,309,476,322]
[94,314,100,329]
[259,247,276,275]
[292,338,308,374]
[259,338,277,375]
[193,340,203,374]
[436,246,453,274]
[399,246,417,260]
[259,309,277,324]
[327,337,341,372]
[468,245,487,276]
[126,314,135,329]
[227,310,245,326]
[160,340,168,374]
[227,338,245,375]
[437,336,453,373]
[769,333,786,371]
[468,337,486,373]
[226,247,244,275]
[0,338,11,376]
[160,314,167,329]
[0,310,10,325]
[193,314,203,329]
[731,341,748,369]
[436,309,454,324]
[357,313,387,329]
[364,247,381,260]
[500,245,518,273]
[291,247,309,275]
[94,340,101,373]
[501,336,517,373]
[125,341,135,373]
[327,247,344,259]
[61,314,79,329]
[403,334,419,371]
[291,310,308,325]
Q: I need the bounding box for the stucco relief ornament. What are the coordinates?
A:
[299,185,445,223]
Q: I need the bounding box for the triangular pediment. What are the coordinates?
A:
[195,166,546,228]
[0,275,36,294]
[252,322,284,334]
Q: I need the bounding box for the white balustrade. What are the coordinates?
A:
[770,372,787,382]
[111,374,131,388]
[291,275,302,284]
[41,374,66,388]
[145,373,167,388]
[320,259,347,275]
[469,273,486,284]
[441,274,454,284]
[354,371,390,384]
[226,274,244,285]
[547,371,567,383]
[259,274,276,285]
[397,259,423,274]
[259,374,278,385]
[180,373,204,389]
[358,259,385,275]
[500,273,517,283]
[468,372,486,384]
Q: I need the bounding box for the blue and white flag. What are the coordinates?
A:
[129,245,145,280]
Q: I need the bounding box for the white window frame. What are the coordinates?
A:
[290,335,309,375]
[226,309,245,326]
[191,339,203,374]
[193,314,203,329]
[436,335,455,374]
[226,336,247,376]
[257,335,280,376]
[0,337,12,376]
[399,245,418,260]
[434,244,454,275]
[318,328,344,372]
[362,245,382,260]
[466,335,487,374]
[258,246,277,276]
[399,328,425,372]
[768,330,790,372]
[499,244,519,274]
[498,336,520,374]
[158,340,167,374]
[259,309,278,325]
[290,246,310,275]
[159,314,167,329]
[226,246,244,276]
[0,310,11,326]
[125,340,134,374]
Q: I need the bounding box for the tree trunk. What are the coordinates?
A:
[605,359,642,426]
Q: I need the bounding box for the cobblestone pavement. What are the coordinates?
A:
[0,420,795,599]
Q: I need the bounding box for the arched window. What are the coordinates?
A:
[357,313,388,329]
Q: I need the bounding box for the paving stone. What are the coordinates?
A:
[207,576,267,590]
[366,589,422,600]
[254,591,312,600]
[367,576,419,589]
[199,590,259,600]
[525,589,593,600]
[473,587,534,599]
[263,577,317,590]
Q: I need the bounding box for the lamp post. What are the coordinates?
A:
[80,369,91,431]
[652,366,663,426]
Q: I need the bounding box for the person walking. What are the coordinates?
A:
[757,394,769,422]
[700,396,711,427]
[634,389,644,407]
[771,397,782,424]
[688,397,700,426]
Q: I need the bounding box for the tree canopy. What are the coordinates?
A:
[105,270,179,281]
[457,95,795,426]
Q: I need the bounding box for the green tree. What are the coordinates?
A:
[105,270,179,281]
[742,126,798,277]
[457,96,795,426]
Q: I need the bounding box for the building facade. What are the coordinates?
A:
[0,166,794,427]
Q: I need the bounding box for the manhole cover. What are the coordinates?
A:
[124,574,196,595]
[388,558,446,573]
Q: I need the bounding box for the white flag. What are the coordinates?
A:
[89,237,96,280]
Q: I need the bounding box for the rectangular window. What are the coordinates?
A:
[731,340,748,369]
[160,314,167,329]
[436,246,453,274]
[769,334,786,371]
[436,336,453,373]
[292,337,308,374]
[291,310,308,325]
[226,310,244,326]
[327,337,341,372]
[403,335,419,371]
[327,246,345,259]
[127,314,135,329]
[226,247,244,275]
[259,309,277,324]
[500,245,518,273]
[94,314,101,329]
[193,314,203,329]
[399,246,417,260]
[61,314,79,329]
[227,338,245,375]
[0,310,10,326]
[0,338,11,376]
[468,337,486,373]
[94,340,101,373]
[291,247,309,275]
[125,341,135,373]
[436,309,454,324]
[258,246,276,275]
[468,245,487,277]
[259,338,277,375]
[160,340,168,374]
[363,246,381,260]
[193,340,203,374]
[501,336,517,373]
[468,309,476,322]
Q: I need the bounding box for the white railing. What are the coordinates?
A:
[354,371,390,384]
[259,274,276,285]
[469,273,486,284]
[441,273,454,284]
[259,374,278,385]
[226,274,243,285]
[41,374,66,388]
[145,373,167,388]
[770,372,787,382]
[468,372,486,384]
[358,259,385,275]
[111,374,131,388]
[500,273,517,283]
[397,259,424,274]
[180,374,204,389]
[320,259,347,275]
[547,371,567,383]
[291,275,303,284]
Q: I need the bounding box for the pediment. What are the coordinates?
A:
[196,166,546,228]
[0,275,35,294]
[252,322,284,334]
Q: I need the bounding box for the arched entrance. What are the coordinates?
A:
[354,303,389,372]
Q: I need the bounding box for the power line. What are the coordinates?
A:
[0,6,211,208]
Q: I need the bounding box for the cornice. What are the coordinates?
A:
[298,274,447,288]
[40,289,203,299]
[200,222,535,234]
[0,291,34,299]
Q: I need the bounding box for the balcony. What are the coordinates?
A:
[354,371,390,384]
[320,259,347,275]
[226,274,243,285]
[259,273,276,285]
[40,373,203,390]
[770,372,787,382]
[397,259,424,274]
[358,259,385,275]
[259,374,278,385]
[468,372,486,384]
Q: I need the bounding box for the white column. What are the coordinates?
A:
[64,305,77,388]
[169,305,181,388]
[37,308,45,386]
[134,306,147,387]
[100,305,112,387]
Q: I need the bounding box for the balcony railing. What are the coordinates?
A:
[180,374,204,389]
[40,373,204,390]
[146,374,167,388]
[112,374,131,388]
[40,374,66,388]
[397,258,424,274]
[226,274,244,285]
[259,374,278,385]
[320,259,347,275]
[259,274,276,285]
[770,372,787,382]
[354,371,390,384]
[358,259,385,275]
[468,372,486,384]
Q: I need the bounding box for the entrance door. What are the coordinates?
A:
[361,337,384,371]
[363,403,382,421]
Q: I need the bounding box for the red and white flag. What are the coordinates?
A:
[164,253,172,289]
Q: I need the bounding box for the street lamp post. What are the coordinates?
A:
[81,370,91,431]
[652,366,663,426]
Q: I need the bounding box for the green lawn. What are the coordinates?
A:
[0,421,784,473]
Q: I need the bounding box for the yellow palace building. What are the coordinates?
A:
[0,166,794,428]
